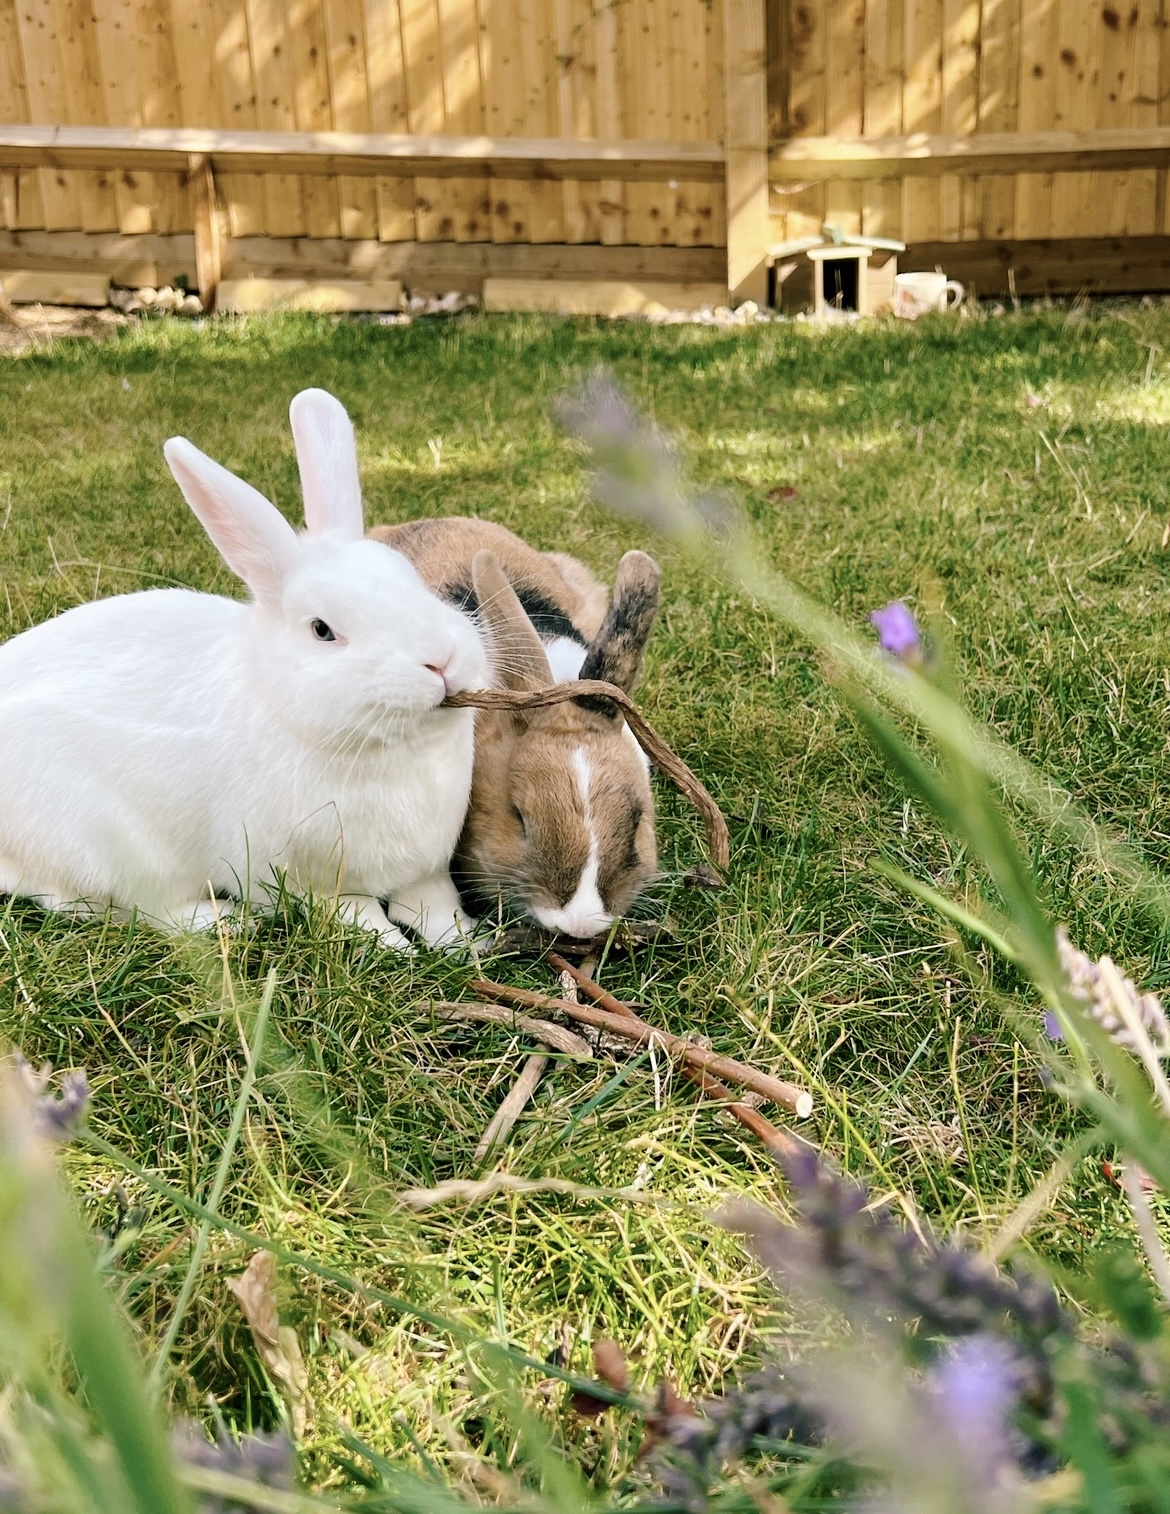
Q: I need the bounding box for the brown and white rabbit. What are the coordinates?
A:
[366,517,661,938]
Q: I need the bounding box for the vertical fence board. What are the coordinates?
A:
[702,0,726,244]
[976,0,1019,239]
[1015,0,1056,239]
[13,0,86,228]
[669,0,712,245]
[291,0,341,239]
[323,0,378,239]
[1050,0,1097,240]
[435,0,490,240]
[399,0,450,240]
[593,0,626,244]
[553,0,600,244]
[862,0,904,240]
[621,0,672,244]
[138,0,186,233]
[1161,0,1170,234]
[940,0,979,239]
[245,0,307,235]
[552,0,583,242]
[477,0,530,242]
[237,0,301,234]
[1097,0,1132,234]
[902,0,943,240]
[92,0,150,232]
[823,0,865,239]
[1124,0,1160,235]
[55,0,119,231]
[783,0,826,240]
[515,0,562,241]
[168,0,220,133]
[363,0,416,240]
[208,0,266,236]
[0,0,42,228]
[723,0,769,299]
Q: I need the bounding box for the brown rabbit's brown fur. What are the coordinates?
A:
[369,517,660,937]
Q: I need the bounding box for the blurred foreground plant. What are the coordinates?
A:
[560,371,1170,1513]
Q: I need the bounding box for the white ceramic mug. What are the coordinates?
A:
[893,270,965,318]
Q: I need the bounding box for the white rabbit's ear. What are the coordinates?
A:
[164,437,298,606]
[288,388,364,540]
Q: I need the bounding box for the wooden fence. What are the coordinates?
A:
[0,0,1168,305]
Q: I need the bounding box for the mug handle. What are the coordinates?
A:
[942,279,965,310]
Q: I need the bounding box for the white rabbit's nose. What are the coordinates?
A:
[424,658,455,695]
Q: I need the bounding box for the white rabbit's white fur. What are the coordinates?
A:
[0,388,487,949]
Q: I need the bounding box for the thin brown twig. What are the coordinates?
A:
[475,1052,549,1161]
[434,1002,593,1059]
[470,977,814,1119]
[547,953,807,1158]
[444,679,730,874]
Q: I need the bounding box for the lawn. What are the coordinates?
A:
[1,302,1170,1507]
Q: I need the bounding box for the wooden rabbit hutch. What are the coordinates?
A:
[0,0,1168,313]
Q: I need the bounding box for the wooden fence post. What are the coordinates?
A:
[188,153,223,312]
[722,0,771,305]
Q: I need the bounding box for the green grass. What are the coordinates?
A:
[2,302,1170,1501]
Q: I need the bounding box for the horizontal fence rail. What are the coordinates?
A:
[0,126,727,183]
[770,127,1170,181]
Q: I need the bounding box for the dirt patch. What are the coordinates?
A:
[0,297,132,354]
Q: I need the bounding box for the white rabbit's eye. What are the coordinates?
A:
[311,618,337,643]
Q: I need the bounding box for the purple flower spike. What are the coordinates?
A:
[869,601,921,660]
[927,1334,1021,1503]
[1043,1011,1064,1042]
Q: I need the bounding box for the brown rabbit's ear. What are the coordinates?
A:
[578,551,661,700]
[471,548,554,693]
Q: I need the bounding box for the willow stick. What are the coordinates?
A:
[434,1002,592,1059]
[547,953,806,1156]
[470,977,814,1119]
[475,1052,549,1161]
[444,679,730,873]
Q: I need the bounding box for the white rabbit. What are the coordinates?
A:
[0,388,487,949]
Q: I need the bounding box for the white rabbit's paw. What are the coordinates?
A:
[387,874,479,956]
[426,911,484,958]
[165,899,245,935]
[339,894,418,953]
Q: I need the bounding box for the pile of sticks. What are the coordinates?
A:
[436,952,813,1161]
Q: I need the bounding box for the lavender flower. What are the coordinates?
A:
[1056,928,1170,1056]
[1043,1011,1064,1042]
[655,1363,824,1510]
[557,371,736,541]
[869,601,922,661]
[10,1056,89,1141]
[727,1149,1067,1365]
[928,1334,1021,1462]
[173,1422,295,1512]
